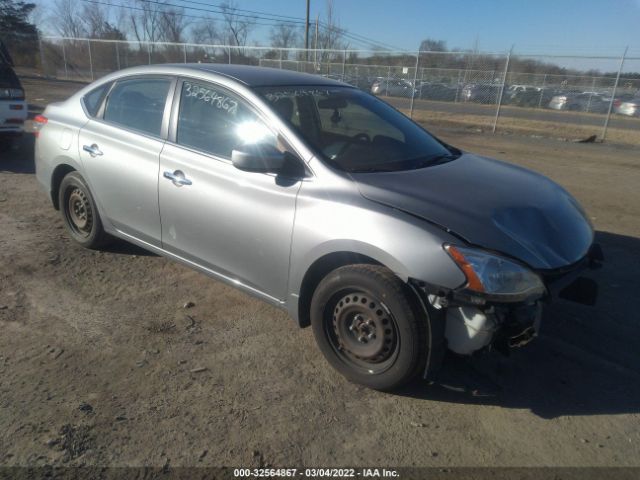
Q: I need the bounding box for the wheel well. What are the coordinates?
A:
[297,252,382,328]
[51,164,76,210]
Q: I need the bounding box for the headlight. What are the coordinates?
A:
[444,244,545,301]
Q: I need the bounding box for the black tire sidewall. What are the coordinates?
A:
[310,266,426,391]
[59,172,106,249]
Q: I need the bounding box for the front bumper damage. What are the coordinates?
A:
[413,243,603,365]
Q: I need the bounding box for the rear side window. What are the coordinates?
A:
[176,80,277,159]
[82,82,111,117]
[103,77,171,137]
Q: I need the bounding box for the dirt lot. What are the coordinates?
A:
[1,79,640,471]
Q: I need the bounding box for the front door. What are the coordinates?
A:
[158,79,302,301]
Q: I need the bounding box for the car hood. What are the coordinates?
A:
[352,153,594,270]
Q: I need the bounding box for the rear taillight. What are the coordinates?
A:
[33,114,48,138]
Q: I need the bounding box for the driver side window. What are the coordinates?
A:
[176,80,278,159]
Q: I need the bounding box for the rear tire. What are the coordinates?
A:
[310,264,429,391]
[59,171,110,249]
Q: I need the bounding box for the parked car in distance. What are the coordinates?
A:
[547,92,610,113]
[612,93,636,114]
[35,65,601,391]
[0,63,27,148]
[460,83,502,103]
[416,82,457,101]
[371,79,415,98]
[615,96,640,117]
[504,87,558,108]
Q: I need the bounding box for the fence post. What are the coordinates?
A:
[602,46,628,142]
[386,65,391,97]
[228,47,231,64]
[586,76,596,112]
[492,46,513,134]
[341,49,346,81]
[87,39,94,81]
[454,70,462,103]
[409,50,420,119]
[61,40,68,79]
[279,48,283,69]
[537,73,547,108]
[33,31,47,77]
[183,43,187,63]
[115,41,121,70]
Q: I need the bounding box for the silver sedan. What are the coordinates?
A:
[35,64,601,390]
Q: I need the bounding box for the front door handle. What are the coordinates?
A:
[163,170,192,187]
[82,143,103,157]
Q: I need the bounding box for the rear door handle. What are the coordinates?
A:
[82,144,103,157]
[163,170,192,187]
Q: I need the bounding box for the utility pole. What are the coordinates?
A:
[314,13,319,66]
[304,0,310,61]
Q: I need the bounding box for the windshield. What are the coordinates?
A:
[256,85,459,172]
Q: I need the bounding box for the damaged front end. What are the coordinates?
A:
[413,243,603,363]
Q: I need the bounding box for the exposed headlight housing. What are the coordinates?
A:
[444,244,546,302]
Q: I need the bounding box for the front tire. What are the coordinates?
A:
[59,171,110,249]
[310,264,428,391]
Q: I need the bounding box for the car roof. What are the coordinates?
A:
[0,64,21,88]
[161,63,349,88]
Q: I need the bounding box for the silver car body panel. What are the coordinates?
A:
[35,64,594,328]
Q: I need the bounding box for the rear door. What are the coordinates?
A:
[78,75,174,247]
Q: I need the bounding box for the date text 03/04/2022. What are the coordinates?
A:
[233,468,400,478]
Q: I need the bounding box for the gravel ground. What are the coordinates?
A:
[1,80,640,470]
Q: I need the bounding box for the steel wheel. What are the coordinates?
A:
[58,171,110,249]
[327,290,400,375]
[311,264,433,390]
[66,188,93,237]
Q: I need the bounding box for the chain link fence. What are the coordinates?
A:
[4,34,639,145]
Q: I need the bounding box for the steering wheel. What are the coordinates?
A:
[334,133,371,158]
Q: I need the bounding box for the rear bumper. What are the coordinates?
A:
[0,100,28,134]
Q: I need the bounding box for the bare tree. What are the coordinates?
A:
[191,17,218,44]
[190,17,222,62]
[51,0,84,38]
[269,22,300,59]
[128,0,164,43]
[219,1,254,57]
[82,2,109,38]
[316,0,347,62]
[158,8,190,43]
[419,39,447,52]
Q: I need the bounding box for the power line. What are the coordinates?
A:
[81,0,405,51]
[81,0,302,28]
[171,0,304,22]
[171,0,404,50]
[136,0,306,25]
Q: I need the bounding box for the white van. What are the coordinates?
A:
[0,63,27,148]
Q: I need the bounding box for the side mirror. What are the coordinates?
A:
[231,143,286,173]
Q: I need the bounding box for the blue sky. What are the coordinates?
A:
[36,0,640,59]
[250,0,639,55]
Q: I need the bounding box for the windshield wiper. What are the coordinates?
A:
[407,153,460,170]
[348,152,460,173]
